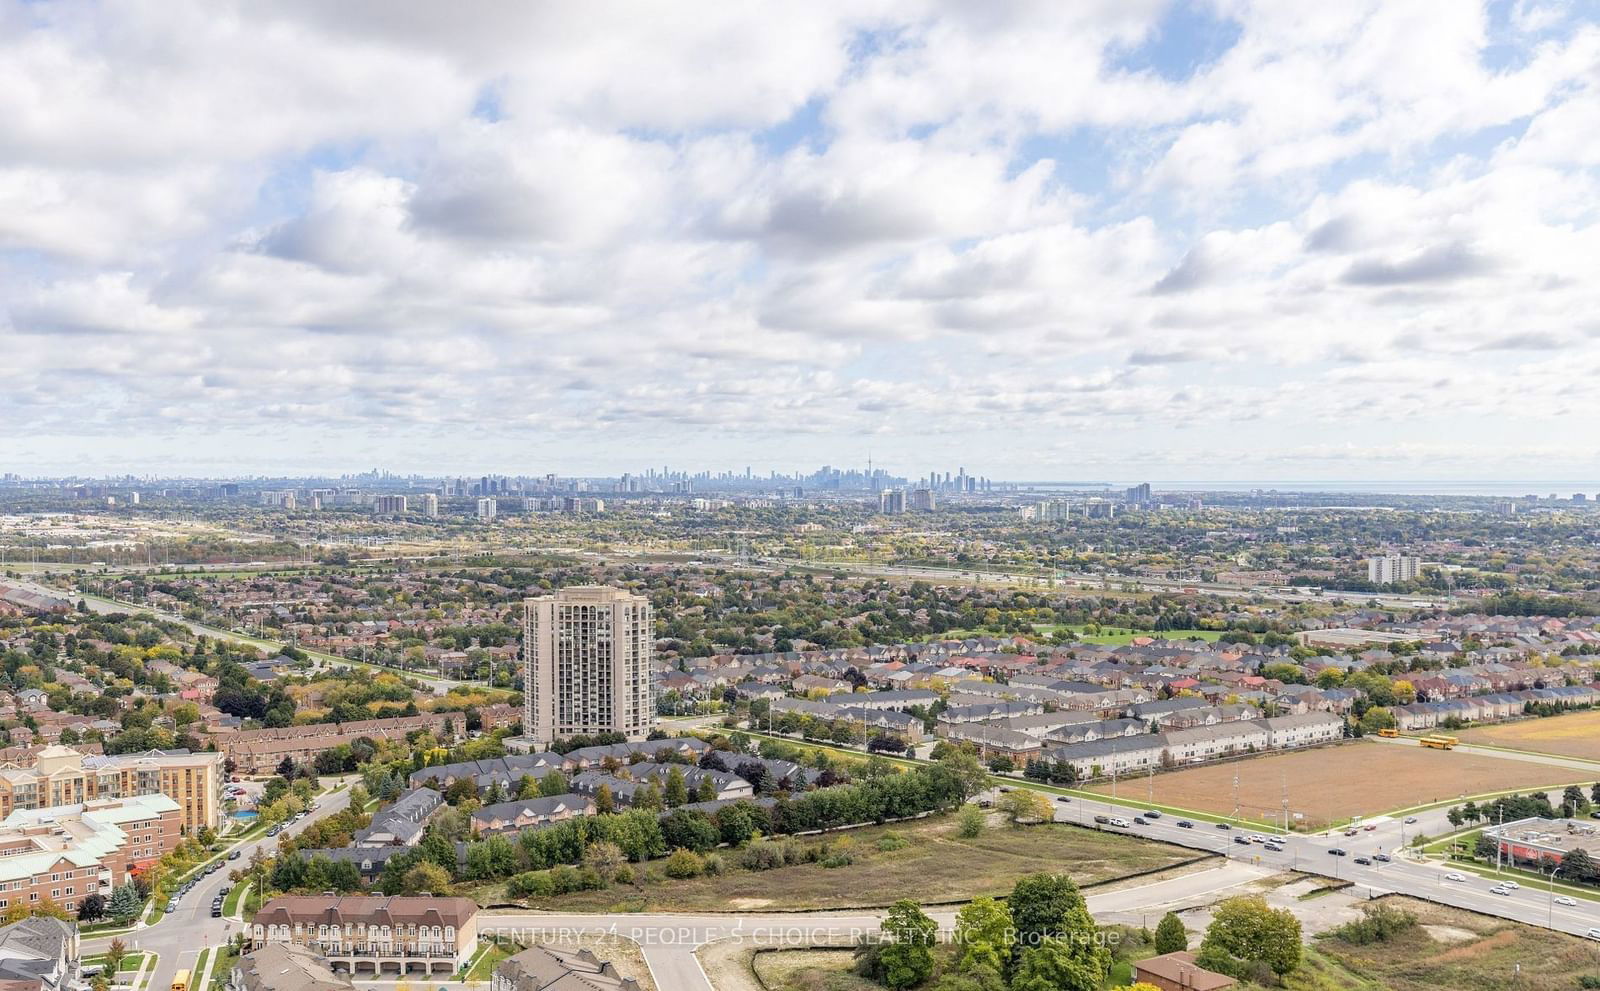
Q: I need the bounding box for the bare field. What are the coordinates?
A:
[1086,741,1591,828]
[1456,710,1600,761]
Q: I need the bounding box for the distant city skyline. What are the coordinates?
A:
[2,4,1598,476]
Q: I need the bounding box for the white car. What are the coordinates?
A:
[1108,817,1131,828]
[1403,816,1418,824]
[1445,872,1466,882]
[1248,834,1267,844]
[1502,881,1520,890]
[1555,896,1578,907]
[1586,928,1600,941]
[1490,886,1512,896]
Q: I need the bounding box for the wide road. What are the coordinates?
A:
[1029,787,1600,939]
[84,782,356,991]
[6,577,467,696]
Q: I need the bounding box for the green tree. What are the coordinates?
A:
[1196,895,1302,978]
[539,771,570,797]
[664,767,689,808]
[1012,936,1110,991]
[954,896,1013,973]
[879,899,938,990]
[957,804,986,838]
[1153,912,1188,954]
[402,861,453,896]
[940,751,989,799]
[595,783,615,814]
[998,790,1052,826]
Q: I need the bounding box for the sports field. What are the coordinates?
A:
[1455,710,1600,762]
[1085,740,1592,829]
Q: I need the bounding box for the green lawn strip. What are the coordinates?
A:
[222,880,251,917]
[206,944,239,990]
[1380,781,1600,821]
[192,948,211,985]
[464,942,512,981]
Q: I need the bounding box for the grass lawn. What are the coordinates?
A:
[485,812,1193,912]
[753,949,879,991]
[222,880,252,917]
[464,942,513,981]
[1271,897,1600,991]
[1044,624,1224,645]
[206,945,239,990]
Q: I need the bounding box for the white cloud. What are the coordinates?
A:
[1,0,1597,477]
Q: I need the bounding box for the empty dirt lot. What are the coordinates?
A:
[1456,710,1600,762]
[1085,741,1591,829]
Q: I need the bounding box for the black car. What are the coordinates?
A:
[1234,835,1250,845]
[1354,857,1372,865]
[1176,820,1194,828]
[228,849,242,860]
[1093,815,1111,825]
[1134,817,1149,825]
[211,905,222,917]
[1329,848,1347,856]
[1144,810,1162,818]
[1215,822,1232,830]
[1055,796,1071,802]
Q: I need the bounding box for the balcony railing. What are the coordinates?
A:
[262,939,458,960]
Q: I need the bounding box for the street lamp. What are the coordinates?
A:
[1549,865,1562,928]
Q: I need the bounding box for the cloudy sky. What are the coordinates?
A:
[3,0,1598,481]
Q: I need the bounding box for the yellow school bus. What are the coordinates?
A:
[1377,728,1398,738]
[172,969,191,991]
[1419,734,1458,750]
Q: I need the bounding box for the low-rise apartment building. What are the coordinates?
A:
[219,713,462,775]
[0,794,181,915]
[0,745,223,834]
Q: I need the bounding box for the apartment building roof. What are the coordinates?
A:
[253,894,478,930]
